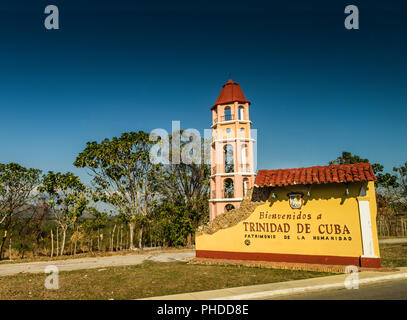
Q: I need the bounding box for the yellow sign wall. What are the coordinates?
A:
[196,181,380,264]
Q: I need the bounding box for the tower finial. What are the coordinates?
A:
[228,72,231,81]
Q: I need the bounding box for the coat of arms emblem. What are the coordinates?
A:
[288,193,303,209]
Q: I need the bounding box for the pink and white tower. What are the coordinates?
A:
[209,79,256,221]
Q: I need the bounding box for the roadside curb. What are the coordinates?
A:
[213,272,407,300]
[142,268,407,300]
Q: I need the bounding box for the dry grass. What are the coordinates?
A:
[0,243,404,300]
[380,243,407,268]
[0,260,328,300]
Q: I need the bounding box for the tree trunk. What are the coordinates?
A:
[61,227,66,256]
[97,228,100,252]
[50,230,54,257]
[111,224,116,251]
[120,226,123,251]
[56,227,59,256]
[0,229,8,260]
[129,223,135,250]
[116,226,120,251]
[138,227,143,249]
[8,237,12,260]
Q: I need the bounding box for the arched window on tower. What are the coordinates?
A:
[241,144,248,172]
[238,106,244,120]
[224,144,234,173]
[224,178,234,198]
[243,178,249,197]
[225,204,235,212]
[224,106,232,121]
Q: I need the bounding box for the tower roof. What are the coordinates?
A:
[211,79,251,110]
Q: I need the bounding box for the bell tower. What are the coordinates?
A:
[209,79,255,220]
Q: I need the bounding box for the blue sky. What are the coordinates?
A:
[0,0,406,183]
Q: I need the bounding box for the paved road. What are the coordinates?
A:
[0,250,195,276]
[278,279,407,300]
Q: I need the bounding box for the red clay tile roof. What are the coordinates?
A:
[211,79,251,110]
[254,163,377,187]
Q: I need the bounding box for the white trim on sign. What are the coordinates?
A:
[358,200,375,257]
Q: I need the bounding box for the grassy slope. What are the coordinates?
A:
[0,243,405,300]
[380,243,407,268]
[0,261,328,300]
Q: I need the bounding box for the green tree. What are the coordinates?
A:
[330,152,405,232]
[329,151,383,173]
[0,163,42,258]
[158,132,210,243]
[39,171,88,255]
[329,151,398,188]
[81,207,109,252]
[393,162,407,197]
[153,200,194,247]
[74,131,161,249]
